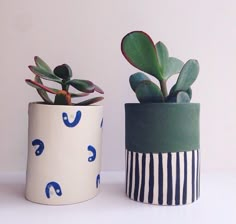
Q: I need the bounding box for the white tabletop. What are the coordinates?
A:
[0,171,235,224]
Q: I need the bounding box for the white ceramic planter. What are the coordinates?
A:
[25,103,103,205]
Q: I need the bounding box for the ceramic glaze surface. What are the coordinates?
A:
[25,103,103,205]
[125,149,200,205]
[125,103,200,153]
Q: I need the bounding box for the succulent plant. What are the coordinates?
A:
[121,31,199,103]
[25,56,104,105]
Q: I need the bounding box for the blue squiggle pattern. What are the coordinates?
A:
[101,118,103,128]
[88,145,96,162]
[32,139,44,156]
[96,174,100,188]
[45,181,62,199]
[62,110,81,127]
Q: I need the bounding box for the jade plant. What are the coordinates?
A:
[25,57,104,105]
[121,31,199,103]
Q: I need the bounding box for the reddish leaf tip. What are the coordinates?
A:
[34,56,39,63]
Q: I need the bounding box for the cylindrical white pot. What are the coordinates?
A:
[25,103,103,205]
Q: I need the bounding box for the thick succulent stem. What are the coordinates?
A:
[160,80,168,98]
[54,90,71,105]
[61,80,69,91]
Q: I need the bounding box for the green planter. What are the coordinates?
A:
[125,103,200,205]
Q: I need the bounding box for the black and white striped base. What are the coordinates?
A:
[125,150,200,205]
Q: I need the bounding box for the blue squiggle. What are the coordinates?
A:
[88,145,96,162]
[96,174,100,188]
[62,110,81,127]
[101,118,103,128]
[32,139,44,156]
[45,181,62,199]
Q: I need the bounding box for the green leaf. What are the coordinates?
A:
[168,85,192,102]
[174,59,199,92]
[25,79,58,94]
[169,84,192,96]
[70,92,90,98]
[121,31,162,80]
[176,91,190,103]
[135,80,164,103]
[155,42,184,80]
[75,97,104,105]
[186,88,192,99]
[34,56,52,73]
[129,72,150,92]
[54,64,72,80]
[34,76,53,104]
[155,41,169,75]
[163,57,184,80]
[66,79,95,93]
[29,66,62,83]
[169,84,176,97]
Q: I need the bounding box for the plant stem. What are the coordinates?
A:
[62,80,69,91]
[160,80,168,98]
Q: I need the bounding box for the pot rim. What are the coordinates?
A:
[125,102,199,106]
[29,102,103,108]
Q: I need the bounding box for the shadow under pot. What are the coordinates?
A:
[125,103,200,205]
[25,103,103,205]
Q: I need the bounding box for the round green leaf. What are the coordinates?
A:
[135,80,164,103]
[176,91,191,103]
[167,85,192,103]
[54,64,72,80]
[121,31,162,80]
[129,72,150,92]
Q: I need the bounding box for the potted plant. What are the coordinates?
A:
[25,56,104,205]
[121,31,200,205]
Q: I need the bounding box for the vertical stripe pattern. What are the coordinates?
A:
[134,153,139,201]
[125,149,200,205]
[175,152,180,205]
[128,151,133,198]
[182,151,187,204]
[167,153,173,205]
[148,153,154,204]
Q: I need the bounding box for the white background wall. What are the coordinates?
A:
[0,0,235,172]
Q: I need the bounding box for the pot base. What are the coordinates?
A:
[25,189,100,206]
[125,149,200,205]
